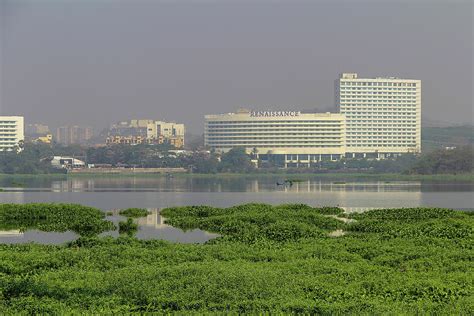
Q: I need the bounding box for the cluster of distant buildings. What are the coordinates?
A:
[105,119,185,148]
[1,72,422,168]
[0,118,185,151]
[24,123,93,146]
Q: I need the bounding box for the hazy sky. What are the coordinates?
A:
[1,0,472,133]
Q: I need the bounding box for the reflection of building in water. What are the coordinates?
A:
[51,179,95,192]
[136,209,167,229]
[279,180,421,193]
[248,180,259,192]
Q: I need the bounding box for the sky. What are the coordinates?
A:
[0,0,472,133]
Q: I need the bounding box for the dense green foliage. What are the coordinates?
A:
[422,125,474,151]
[218,148,255,173]
[162,204,344,243]
[408,146,474,174]
[118,218,138,235]
[0,144,66,174]
[3,141,473,175]
[119,208,150,218]
[0,203,114,236]
[0,203,472,313]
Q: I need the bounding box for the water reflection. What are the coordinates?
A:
[2,176,472,193]
[0,176,472,211]
[0,208,218,245]
[0,230,78,245]
[99,208,219,244]
[134,209,219,243]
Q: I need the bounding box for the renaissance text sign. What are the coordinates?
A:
[249,111,301,117]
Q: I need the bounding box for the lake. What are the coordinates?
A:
[1,175,473,211]
[1,175,472,244]
[0,208,219,245]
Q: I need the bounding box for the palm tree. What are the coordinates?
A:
[251,147,258,159]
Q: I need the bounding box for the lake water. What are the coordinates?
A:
[1,175,472,244]
[0,175,473,210]
[0,208,219,245]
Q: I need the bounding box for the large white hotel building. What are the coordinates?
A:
[205,73,421,167]
[335,73,421,158]
[0,116,24,151]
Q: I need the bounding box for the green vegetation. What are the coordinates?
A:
[118,218,138,235]
[2,141,474,176]
[119,208,150,218]
[422,125,474,151]
[1,203,472,313]
[0,203,115,236]
[218,147,255,173]
[409,146,474,174]
[0,143,76,174]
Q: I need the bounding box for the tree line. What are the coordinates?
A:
[0,143,472,175]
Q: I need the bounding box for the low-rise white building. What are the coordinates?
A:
[51,156,86,169]
[0,116,24,151]
[205,110,346,167]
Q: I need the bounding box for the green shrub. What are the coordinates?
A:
[119,208,150,218]
[0,203,115,236]
[0,204,472,313]
[119,218,138,235]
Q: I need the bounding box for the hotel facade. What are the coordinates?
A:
[0,116,24,151]
[205,110,346,168]
[204,73,421,167]
[335,73,421,158]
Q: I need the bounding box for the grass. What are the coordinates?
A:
[0,203,472,313]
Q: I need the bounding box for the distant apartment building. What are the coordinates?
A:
[335,73,421,158]
[51,156,86,169]
[25,123,50,136]
[108,120,154,137]
[56,126,93,145]
[147,121,185,148]
[0,116,24,151]
[106,119,185,148]
[106,135,148,145]
[205,110,345,167]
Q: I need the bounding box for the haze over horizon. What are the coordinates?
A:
[1,0,472,133]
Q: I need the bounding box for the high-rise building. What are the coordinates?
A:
[25,123,50,136]
[335,73,421,158]
[0,116,24,151]
[108,120,155,137]
[205,110,346,167]
[56,126,93,145]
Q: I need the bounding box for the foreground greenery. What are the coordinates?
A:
[0,203,473,313]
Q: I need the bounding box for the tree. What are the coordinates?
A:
[219,147,255,173]
[409,146,474,174]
